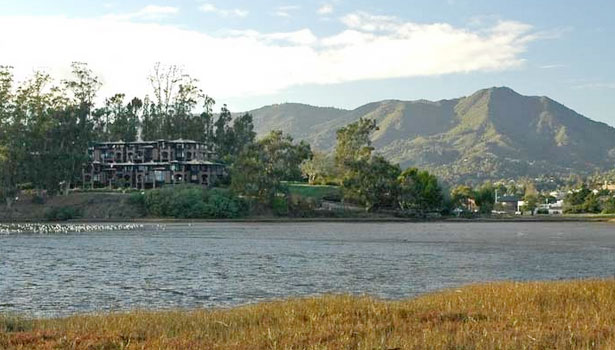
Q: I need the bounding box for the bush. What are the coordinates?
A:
[31,195,46,204]
[141,185,247,219]
[44,206,82,221]
[17,182,34,191]
[272,196,289,216]
[536,208,549,215]
[602,198,615,214]
[288,195,317,217]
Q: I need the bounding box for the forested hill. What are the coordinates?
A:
[247,87,615,182]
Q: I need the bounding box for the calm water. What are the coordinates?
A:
[1,222,614,317]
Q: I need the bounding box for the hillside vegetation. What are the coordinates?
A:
[2,280,614,349]
[249,87,615,182]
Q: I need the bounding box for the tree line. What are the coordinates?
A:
[0,63,255,207]
[0,62,449,216]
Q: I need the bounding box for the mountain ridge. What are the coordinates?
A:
[244,87,615,182]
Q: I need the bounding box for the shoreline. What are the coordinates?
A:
[1,215,613,224]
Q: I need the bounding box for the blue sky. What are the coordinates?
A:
[1,0,614,126]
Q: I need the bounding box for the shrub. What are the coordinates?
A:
[272,196,289,216]
[288,195,317,217]
[44,206,82,221]
[141,185,247,219]
[602,198,615,214]
[16,183,34,191]
[31,195,46,204]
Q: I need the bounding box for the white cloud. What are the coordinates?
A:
[539,64,566,69]
[273,5,301,18]
[105,5,179,20]
[0,12,539,102]
[341,11,399,32]
[198,3,248,18]
[232,29,318,46]
[318,4,334,15]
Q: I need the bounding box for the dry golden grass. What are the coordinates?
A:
[2,280,615,349]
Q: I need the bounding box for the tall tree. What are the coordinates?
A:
[0,66,20,207]
[94,94,140,142]
[301,151,336,185]
[230,113,256,158]
[398,167,444,215]
[143,63,210,141]
[231,130,311,204]
[474,183,495,214]
[450,185,474,209]
[342,155,401,211]
[57,62,101,194]
[334,118,377,176]
[214,104,233,161]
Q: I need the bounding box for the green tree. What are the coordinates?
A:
[602,197,615,214]
[582,194,601,213]
[301,151,336,185]
[142,63,211,141]
[0,66,23,208]
[450,185,474,210]
[563,185,591,213]
[474,183,495,214]
[342,155,400,211]
[521,194,538,215]
[58,62,101,194]
[334,118,377,177]
[398,168,444,215]
[94,94,140,142]
[231,131,311,205]
[228,113,256,163]
[214,104,234,161]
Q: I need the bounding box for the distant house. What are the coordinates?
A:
[548,200,564,215]
[549,190,566,200]
[603,181,615,192]
[83,139,225,189]
[494,195,520,214]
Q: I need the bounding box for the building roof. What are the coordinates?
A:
[99,161,224,167]
[93,139,205,146]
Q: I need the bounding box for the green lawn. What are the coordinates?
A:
[284,182,341,201]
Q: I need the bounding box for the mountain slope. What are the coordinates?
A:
[247,87,615,182]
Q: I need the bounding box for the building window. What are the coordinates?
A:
[155,171,164,182]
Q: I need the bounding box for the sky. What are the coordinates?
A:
[1,0,614,126]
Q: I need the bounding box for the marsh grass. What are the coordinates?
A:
[2,280,615,349]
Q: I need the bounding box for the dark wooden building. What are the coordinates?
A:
[83,140,225,189]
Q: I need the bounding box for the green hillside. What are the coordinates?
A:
[248,87,615,182]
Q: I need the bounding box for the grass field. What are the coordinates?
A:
[286,182,341,201]
[2,280,615,349]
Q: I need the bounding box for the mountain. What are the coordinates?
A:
[246,87,615,182]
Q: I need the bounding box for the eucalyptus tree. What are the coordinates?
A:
[0,66,19,207]
[231,130,311,204]
[94,94,141,142]
[334,117,377,177]
[143,63,214,141]
[54,62,101,194]
[398,167,444,215]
